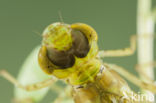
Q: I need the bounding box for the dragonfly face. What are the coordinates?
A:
[42,22,90,69]
[38,22,101,85]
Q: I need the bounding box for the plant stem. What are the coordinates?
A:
[137,0,155,101]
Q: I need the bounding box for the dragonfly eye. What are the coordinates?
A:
[71,29,90,58]
[47,48,75,69]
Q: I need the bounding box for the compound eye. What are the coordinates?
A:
[47,48,75,69]
[71,29,90,58]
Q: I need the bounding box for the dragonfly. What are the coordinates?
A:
[0,22,156,103]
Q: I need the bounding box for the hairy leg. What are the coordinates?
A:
[98,35,136,57]
[103,63,156,93]
[135,61,156,82]
[0,70,57,91]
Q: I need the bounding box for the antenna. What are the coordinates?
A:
[58,11,64,23]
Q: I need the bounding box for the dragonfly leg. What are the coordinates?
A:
[103,63,156,93]
[135,61,156,82]
[0,70,57,91]
[98,34,156,58]
[98,35,136,57]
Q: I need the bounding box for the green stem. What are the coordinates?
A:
[137,0,155,101]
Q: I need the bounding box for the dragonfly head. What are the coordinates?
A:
[38,22,99,79]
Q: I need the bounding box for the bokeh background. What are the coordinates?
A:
[0,0,156,103]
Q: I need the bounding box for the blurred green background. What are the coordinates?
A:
[0,0,156,103]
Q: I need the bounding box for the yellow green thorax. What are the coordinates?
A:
[38,22,101,85]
